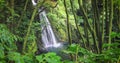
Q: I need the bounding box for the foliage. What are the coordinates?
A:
[110,32,120,38]
[114,0,120,6]
[8,52,24,63]
[0,24,17,51]
[7,52,37,63]
[63,43,120,63]
[0,0,120,63]
[36,52,61,63]
[0,23,119,63]
[0,0,5,9]
[0,0,8,21]
[0,24,17,63]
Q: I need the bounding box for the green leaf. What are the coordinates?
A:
[36,55,44,62]
[102,43,120,48]
[67,44,79,54]
[0,44,4,59]
[0,60,6,63]
[110,32,117,38]
[36,52,61,63]
[22,54,34,63]
[8,52,24,63]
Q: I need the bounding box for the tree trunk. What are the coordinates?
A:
[63,0,72,45]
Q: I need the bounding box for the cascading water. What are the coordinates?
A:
[39,9,61,48]
[32,0,70,60]
[32,0,61,49]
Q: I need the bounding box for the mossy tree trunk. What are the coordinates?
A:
[70,0,86,48]
[22,1,45,53]
[63,0,72,45]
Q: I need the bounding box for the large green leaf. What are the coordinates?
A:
[36,52,61,63]
[8,52,24,63]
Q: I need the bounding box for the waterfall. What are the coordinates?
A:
[32,1,69,58]
[31,0,62,50]
[39,9,61,48]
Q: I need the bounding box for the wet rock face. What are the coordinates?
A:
[35,48,48,55]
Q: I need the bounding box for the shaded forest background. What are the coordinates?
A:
[0,0,120,63]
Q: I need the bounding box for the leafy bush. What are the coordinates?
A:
[0,24,17,50]
[8,52,24,63]
[36,52,62,63]
[63,43,120,63]
[0,24,18,63]
[7,52,36,63]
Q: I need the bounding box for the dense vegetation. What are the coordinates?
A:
[0,0,120,63]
